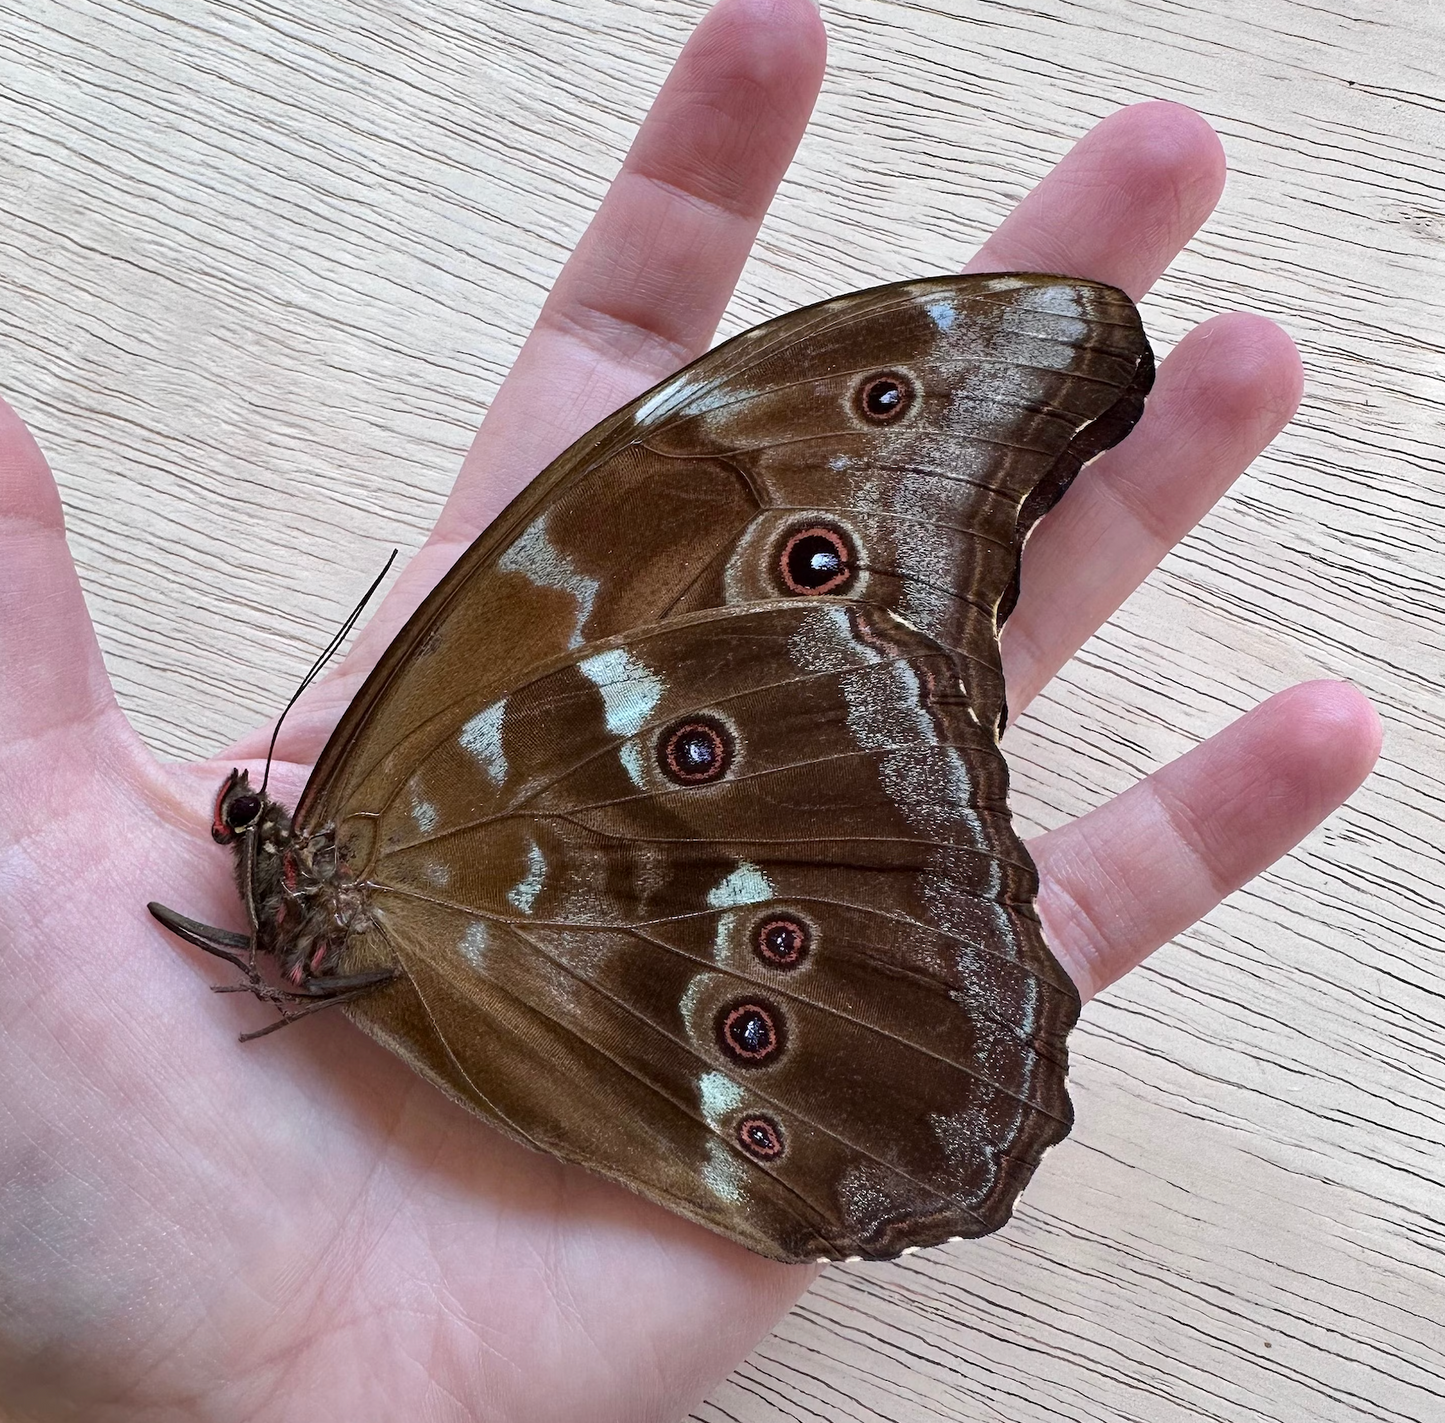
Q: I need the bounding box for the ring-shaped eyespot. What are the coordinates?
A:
[658,716,733,785]
[777,523,856,596]
[736,1114,785,1161]
[754,916,812,970]
[855,370,916,425]
[716,999,785,1066]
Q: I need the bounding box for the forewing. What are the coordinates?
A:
[301,273,1151,835]
[339,601,1079,1261]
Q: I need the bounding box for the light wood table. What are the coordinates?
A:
[2,1,1440,1418]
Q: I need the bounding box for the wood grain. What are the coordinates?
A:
[2,0,1441,1418]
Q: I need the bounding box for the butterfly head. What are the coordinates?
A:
[212,769,266,845]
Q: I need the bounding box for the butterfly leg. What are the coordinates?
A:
[234,982,394,1042]
[210,967,398,1041]
[209,969,396,1001]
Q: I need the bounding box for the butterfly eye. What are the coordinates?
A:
[717,999,785,1065]
[778,523,855,596]
[856,370,915,424]
[226,793,263,831]
[659,717,732,784]
[755,916,811,969]
[212,771,261,843]
[736,1115,785,1161]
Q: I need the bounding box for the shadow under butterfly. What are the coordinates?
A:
[151,274,1154,1263]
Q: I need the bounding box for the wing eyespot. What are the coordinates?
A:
[754,915,812,969]
[736,1115,785,1161]
[717,999,785,1066]
[777,523,855,596]
[855,370,916,425]
[658,716,733,784]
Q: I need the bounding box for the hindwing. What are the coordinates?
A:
[336,601,1077,1261]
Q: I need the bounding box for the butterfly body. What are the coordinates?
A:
[152,274,1154,1262]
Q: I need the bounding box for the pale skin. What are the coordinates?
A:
[0,0,1383,1419]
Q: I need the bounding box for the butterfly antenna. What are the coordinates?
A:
[259,549,398,796]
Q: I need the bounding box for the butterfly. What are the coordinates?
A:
[151,273,1153,1262]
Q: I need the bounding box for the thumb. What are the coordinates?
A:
[0,397,133,817]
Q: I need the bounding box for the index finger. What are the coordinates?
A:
[437,0,827,548]
[334,0,825,682]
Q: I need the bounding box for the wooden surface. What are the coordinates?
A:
[3,0,1442,1418]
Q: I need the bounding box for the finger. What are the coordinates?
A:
[1002,312,1304,714]
[966,101,1226,299]
[0,396,118,749]
[436,0,826,547]
[1032,681,1382,1002]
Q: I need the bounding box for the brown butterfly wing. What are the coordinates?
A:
[293,273,1153,1258]
[299,273,1151,836]
[336,601,1076,1262]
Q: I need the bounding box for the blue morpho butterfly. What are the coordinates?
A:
[152,274,1153,1262]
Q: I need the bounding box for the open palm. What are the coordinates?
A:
[0,2,1380,1420]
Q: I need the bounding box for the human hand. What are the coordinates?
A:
[0,1,1380,1419]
